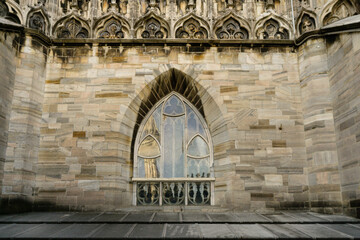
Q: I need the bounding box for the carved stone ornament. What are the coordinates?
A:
[98,19,124,39]
[0,0,20,23]
[0,0,8,18]
[215,18,248,40]
[258,19,289,40]
[141,18,166,39]
[324,1,352,26]
[175,18,208,39]
[57,18,88,38]
[299,13,315,34]
[29,12,46,33]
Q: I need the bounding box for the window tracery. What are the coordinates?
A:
[134,93,213,206]
[175,18,208,39]
[97,18,125,38]
[28,12,46,33]
[56,17,89,38]
[215,17,249,39]
[140,18,167,39]
[299,13,315,34]
[257,19,289,40]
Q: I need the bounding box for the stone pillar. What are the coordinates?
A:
[327,33,360,218]
[0,31,19,211]
[298,38,342,214]
[1,34,47,213]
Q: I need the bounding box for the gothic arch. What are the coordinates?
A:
[26,7,50,34]
[296,10,317,36]
[93,14,130,39]
[320,0,358,26]
[53,14,91,38]
[174,13,210,39]
[0,0,23,24]
[121,68,228,168]
[213,13,251,40]
[134,12,170,39]
[254,14,293,40]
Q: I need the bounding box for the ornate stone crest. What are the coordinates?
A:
[56,18,89,38]
[29,12,46,32]
[215,18,248,39]
[175,18,208,39]
[98,19,124,38]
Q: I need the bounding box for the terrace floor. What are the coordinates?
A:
[0,211,359,239]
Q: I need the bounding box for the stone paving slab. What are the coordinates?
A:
[90,224,134,238]
[0,223,359,239]
[290,224,353,239]
[323,224,360,238]
[198,224,236,238]
[128,224,165,238]
[263,213,300,223]
[61,212,103,222]
[233,213,272,223]
[122,213,154,223]
[165,224,200,238]
[0,211,359,239]
[0,224,42,238]
[15,224,73,238]
[261,224,312,238]
[152,213,181,223]
[91,213,127,222]
[228,224,278,238]
[181,213,211,222]
[281,212,329,223]
[206,213,240,223]
[49,224,103,238]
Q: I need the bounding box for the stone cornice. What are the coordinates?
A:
[1,18,360,49]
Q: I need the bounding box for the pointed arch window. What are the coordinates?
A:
[133,93,214,206]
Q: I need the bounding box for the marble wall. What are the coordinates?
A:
[327,32,360,217]
[35,43,308,211]
[0,32,19,208]
[1,33,47,212]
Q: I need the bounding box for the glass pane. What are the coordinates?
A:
[164,95,184,115]
[188,135,209,157]
[141,104,162,142]
[186,104,207,141]
[163,116,185,178]
[138,157,160,178]
[138,135,160,158]
[187,157,210,178]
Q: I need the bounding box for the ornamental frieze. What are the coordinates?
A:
[0,0,359,39]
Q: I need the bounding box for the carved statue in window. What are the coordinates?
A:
[98,19,124,38]
[101,0,127,14]
[0,0,21,23]
[134,93,213,205]
[257,19,289,39]
[175,18,208,39]
[141,18,167,39]
[299,14,315,34]
[215,18,249,39]
[56,18,89,38]
[216,0,244,12]
[28,12,46,33]
[323,1,354,26]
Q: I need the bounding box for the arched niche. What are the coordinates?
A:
[174,13,210,39]
[134,12,169,39]
[53,14,91,38]
[254,14,293,40]
[321,0,358,26]
[93,14,130,39]
[213,14,251,40]
[26,7,50,34]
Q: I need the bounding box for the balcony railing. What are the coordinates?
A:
[132,178,215,206]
